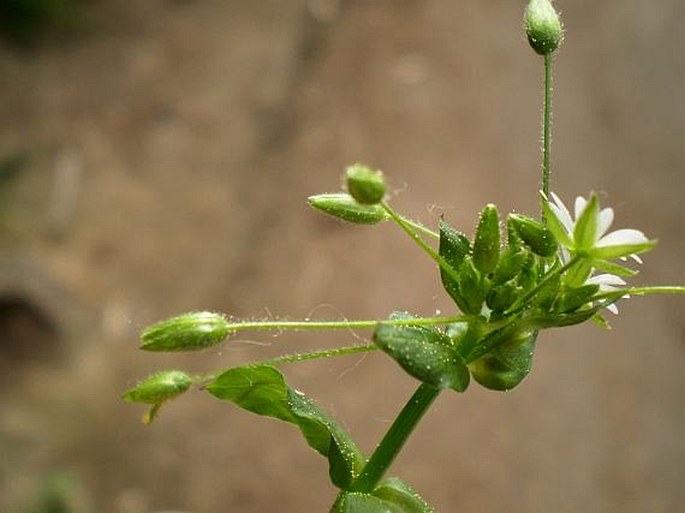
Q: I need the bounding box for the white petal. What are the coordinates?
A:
[596,229,649,247]
[598,208,614,238]
[550,192,574,233]
[630,254,643,264]
[606,303,619,315]
[574,196,588,220]
[586,274,627,287]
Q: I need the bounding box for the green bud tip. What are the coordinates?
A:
[525,0,563,55]
[345,164,386,205]
[140,311,232,352]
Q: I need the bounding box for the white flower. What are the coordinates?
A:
[542,191,656,261]
[586,273,627,315]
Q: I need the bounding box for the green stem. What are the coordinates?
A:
[593,285,685,302]
[350,383,441,493]
[382,201,462,286]
[540,52,553,217]
[195,344,378,384]
[225,315,470,333]
[399,216,439,239]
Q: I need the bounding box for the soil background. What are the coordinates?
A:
[1,1,684,512]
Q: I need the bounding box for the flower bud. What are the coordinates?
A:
[509,214,558,257]
[308,193,388,224]
[524,0,563,55]
[141,311,232,352]
[469,330,537,391]
[122,370,192,404]
[345,164,386,205]
[473,204,501,275]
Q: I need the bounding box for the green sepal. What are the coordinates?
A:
[374,312,469,392]
[308,193,388,225]
[555,284,600,313]
[562,258,593,288]
[591,313,612,330]
[332,478,435,513]
[590,239,657,260]
[469,330,537,391]
[486,281,520,313]
[533,266,561,311]
[206,365,365,489]
[541,195,573,248]
[140,311,232,352]
[458,258,486,314]
[473,204,500,275]
[493,246,529,284]
[527,306,600,329]
[573,193,599,251]
[438,219,471,312]
[508,214,558,257]
[592,259,639,278]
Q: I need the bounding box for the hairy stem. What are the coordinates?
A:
[541,52,553,217]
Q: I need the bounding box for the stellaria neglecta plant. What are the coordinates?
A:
[124,1,684,511]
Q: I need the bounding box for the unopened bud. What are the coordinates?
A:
[308,193,388,224]
[141,311,232,352]
[345,164,386,205]
[122,370,192,404]
[524,0,563,55]
[473,204,501,275]
[509,214,558,257]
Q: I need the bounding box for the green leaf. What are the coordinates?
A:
[374,312,469,392]
[332,479,435,513]
[332,492,403,513]
[469,330,537,391]
[373,477,436,513]
[573,193,599,251]
[206,365,365,488]
[308,193,388,225]
[438,220,471,312]
[592,258,639,277]
[473,204,500,274]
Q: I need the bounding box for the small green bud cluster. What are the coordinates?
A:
[525,0,563,55]
[308,164,387,224]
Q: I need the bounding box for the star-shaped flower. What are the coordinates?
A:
[542,192,656,280]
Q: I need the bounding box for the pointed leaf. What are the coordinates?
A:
[556,284,600,313]
[458,258,486,314]
[206,365,365,488]
[374,313,469,392]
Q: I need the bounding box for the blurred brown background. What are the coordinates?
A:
[1,1,683,512]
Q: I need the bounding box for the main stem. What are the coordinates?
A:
[350,383,441,493]
[541,52,553,217]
